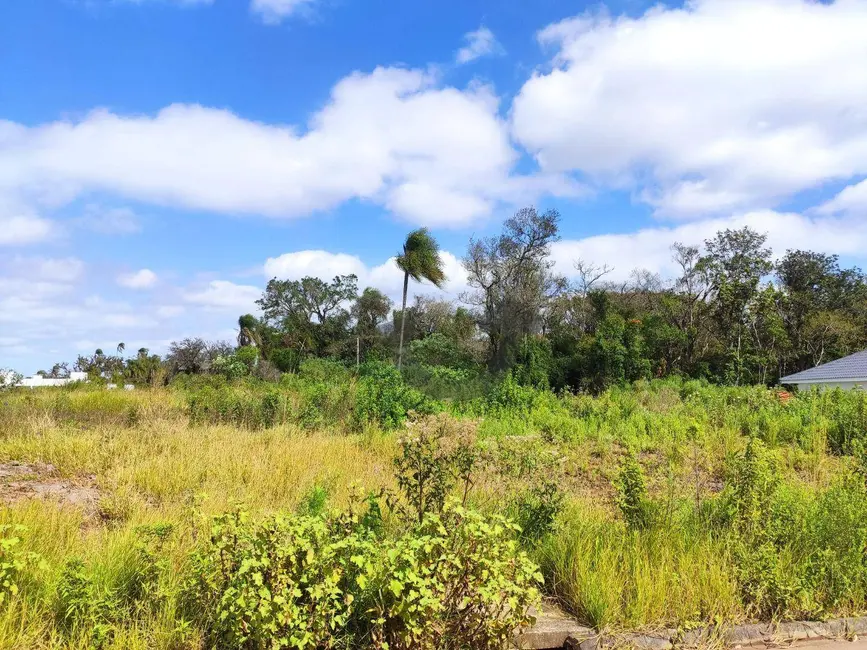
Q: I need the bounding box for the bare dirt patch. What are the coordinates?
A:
[0,461,99,509]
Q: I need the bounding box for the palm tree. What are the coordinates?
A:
[395,228,446,369]
[117,342,125,356]
[237,314,262,348]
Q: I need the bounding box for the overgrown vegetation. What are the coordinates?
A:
[7,208,867,645]
[21,207,867,394]
[4,376,867,646]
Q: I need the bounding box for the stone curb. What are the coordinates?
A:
[518,614,867,649]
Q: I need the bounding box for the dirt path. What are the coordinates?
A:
[0,461,99,509]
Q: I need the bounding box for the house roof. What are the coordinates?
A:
[780,350,867,384]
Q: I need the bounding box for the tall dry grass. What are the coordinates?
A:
[0,388,395,648]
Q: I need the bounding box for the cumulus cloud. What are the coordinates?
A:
[250,0,315,23]
[0,68,570,228]
[818,179,867,216]
[263,249,469,304]
[512,0,867,218]
[456,26,503,64]
[551,211,867,283]
[117,269,158,289]
[184,280,261,311]
[264,250,367,280]
[0,210,54,245]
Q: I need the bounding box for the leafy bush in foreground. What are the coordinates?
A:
[186,503,541,650]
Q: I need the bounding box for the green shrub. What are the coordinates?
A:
[259,388,283,428]
[270,347,301,373]
[297,484,331,517]
[186,503,541,650]
[408,333,476,370]
[402,363,491,402]
[354,362,436,430]
[615,455,654,530]
[805,477,867,611]
[187,507,370,649]
[721,439,779,536]
[299,358,350,384]
[54,526,175,647]
[510,480,565,545]
[235,345,259,370]
[368,502,541,650]
[513,336,554,389]
[55,558,117,645]
[487,371,542,415]
[187,385,288,429]
[296,381,330,430]
[393,414,479,523]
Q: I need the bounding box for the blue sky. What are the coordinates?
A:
[2,0,867,374]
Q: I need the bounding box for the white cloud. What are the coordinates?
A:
[456,26,503,64]
[0,280,161,367]
[0,212,53,245]
[250,0,314,23]
[818,178,867,215]
[263,249,469,304]
[550,211,867,283]
[512,0,867,218]
[117,269,158,289]
[156,305,185,318]
[264,250,367,280]
[184,280,261,311]
[0,258,246,374]
[74,204,142,235]
[102,313,158,328]
[0,67,574,229]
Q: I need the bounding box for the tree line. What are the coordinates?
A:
[24,207,867,392]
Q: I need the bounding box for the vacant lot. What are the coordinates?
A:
[2,366,867,648]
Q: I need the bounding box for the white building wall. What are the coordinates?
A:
[16,373,87,389]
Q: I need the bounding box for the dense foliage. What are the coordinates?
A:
[4,377,867,646]
[22,207,867,394]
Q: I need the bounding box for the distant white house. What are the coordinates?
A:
[15,371,87,389]
[780,350,867,391]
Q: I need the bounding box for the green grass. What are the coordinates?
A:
[2,376,867,646]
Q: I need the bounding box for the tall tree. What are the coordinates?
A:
[698,227,773,384]
[669,242,714,373]
[776,250,867,374]
[116,342,125,357]
[353,287,392,360]
[395,229,446,369]
[165,338,208,375]
[257,274,359,357]
[463,207,564,370]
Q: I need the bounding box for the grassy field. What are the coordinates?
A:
[2,368,867,648]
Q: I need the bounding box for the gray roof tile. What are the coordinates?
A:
[780,349,867,383]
